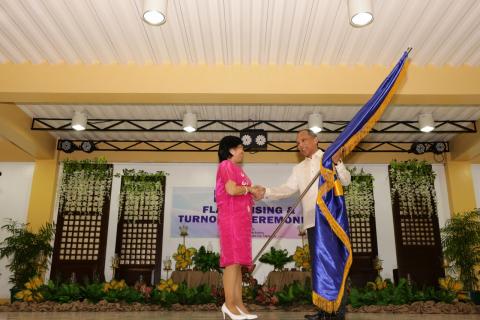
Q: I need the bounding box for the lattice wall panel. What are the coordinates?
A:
[389,164,444,287]
[58,214,102,261]
[119,221,158,266]
[50,164,113,282]
[349,216,374,254]
[114,174,166,285]
[400,215,436,246]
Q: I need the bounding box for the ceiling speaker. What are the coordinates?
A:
[240,129,268,151]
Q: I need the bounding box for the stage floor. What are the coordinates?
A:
[0,312,478,320]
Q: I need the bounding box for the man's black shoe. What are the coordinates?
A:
[304,312,330,320]
[304,312,319,320]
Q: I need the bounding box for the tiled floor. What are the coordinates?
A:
[0,312,478,320]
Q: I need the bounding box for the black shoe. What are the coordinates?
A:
[304,312,330,320]
[304,312,321,320]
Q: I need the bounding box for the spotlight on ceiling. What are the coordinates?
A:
[80,141,96,153]
[71,111,87,131]
[143,0,167,26]
[410,142,426,155]
[348,0,374,27]
[418,113,435,133]
[308,113,323,134]
[432,142,447,154]
[183,112,197,133]
[58,140,77,153]
[240,129,268,151]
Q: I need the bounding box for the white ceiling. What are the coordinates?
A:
[5,1,480,146]
[1,0,479,66]
[19,104,480,143]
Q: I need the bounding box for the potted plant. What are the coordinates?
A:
[0,219,55,300]
[259,247,293,271]
[192,246,221,273]
[441,209,480,304]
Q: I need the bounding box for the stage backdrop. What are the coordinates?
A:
[100,162,451,285]
[171,186,302,239]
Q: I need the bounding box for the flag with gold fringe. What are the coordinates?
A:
[312,50,411,313]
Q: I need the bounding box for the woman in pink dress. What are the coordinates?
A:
[216,136,261,320]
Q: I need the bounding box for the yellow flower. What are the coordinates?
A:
[374,276,387,290]
[34,292,44,302]
[292,245,311,271]
[156,279,179,292]
[103,283,111,292]
[173,244,197,270]
[439,277,463,293]
[15,290,32,300]
[24,276,43,290]
[103,279,127,292]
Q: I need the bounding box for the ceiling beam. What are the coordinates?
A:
[450,120,480,160]
[0,103,56,159]
[0,63,479,105]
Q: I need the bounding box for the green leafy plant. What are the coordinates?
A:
[174,283,216,305]
[259,247,293,271]
[348,278,456,308]
[81,282,106,303]
[102,279,144,303]
[0,219,55,289]
[192,246,221,272]
[41,280,82,303]
[104,286,144,303]
[275,281,312,306]
[151,288,179,306]
[441,209,480,291]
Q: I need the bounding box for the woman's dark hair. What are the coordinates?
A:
[218,136,243,162]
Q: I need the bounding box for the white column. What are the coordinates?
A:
[471,164,480,208]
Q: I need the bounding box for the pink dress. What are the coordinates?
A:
[215,159,253,267]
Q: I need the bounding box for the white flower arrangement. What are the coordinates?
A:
[389,160,437,216]
[344,167,375,219]
[117,169,167,221]
[59,158,113,215]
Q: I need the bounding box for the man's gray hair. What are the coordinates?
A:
[297,129,318,139]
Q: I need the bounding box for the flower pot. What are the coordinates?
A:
[470,291,480,305]
[10,287,20,303]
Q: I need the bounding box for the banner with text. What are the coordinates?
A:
[171,186,303,238]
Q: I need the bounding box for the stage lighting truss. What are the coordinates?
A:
[409,142,449,155]
[55,140,449,153]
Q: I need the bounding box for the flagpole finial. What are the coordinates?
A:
[407,47,413,54]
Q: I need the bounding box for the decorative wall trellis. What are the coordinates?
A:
[344,172,378,287]
[51,163,113,282]
[388,163,444,287]
[114,173,166,285]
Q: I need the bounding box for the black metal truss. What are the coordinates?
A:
[57,140,449,153]
[34,118,477,134]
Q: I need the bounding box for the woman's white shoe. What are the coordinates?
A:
[236,306,258,319]
[221,303,246,320]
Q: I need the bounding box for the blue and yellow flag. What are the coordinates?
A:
[312,50,410,312]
